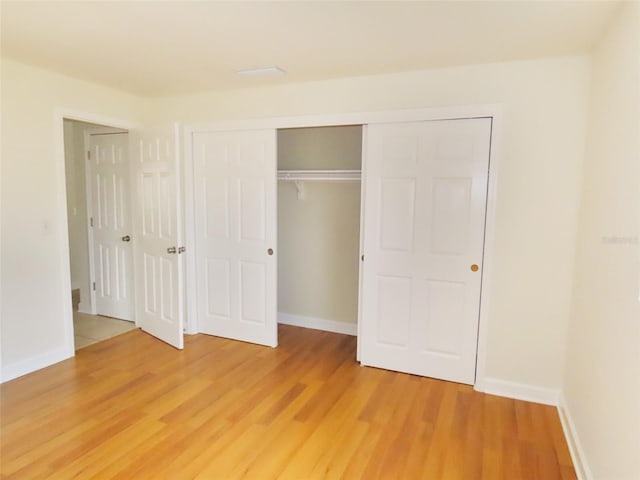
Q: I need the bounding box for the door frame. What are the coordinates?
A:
[183,104,502,391]
[55,109,138,358]
[83,127,131,317]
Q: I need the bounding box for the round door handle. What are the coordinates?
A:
[122,235,131,242]
[470,264,479,272]
[267,248,274,256]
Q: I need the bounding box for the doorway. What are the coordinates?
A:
[276,125,363,336]
[63,119,136,350]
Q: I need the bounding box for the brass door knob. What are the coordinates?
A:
[470,264,479,272]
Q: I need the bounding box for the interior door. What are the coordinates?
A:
[193,129,277,347]
[88,132,134,321]
[131,125,184,349]
[360,118,491,385]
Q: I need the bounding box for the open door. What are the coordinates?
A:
[192,129,277,348]
[87,131,134,321]
[130,125,184,349]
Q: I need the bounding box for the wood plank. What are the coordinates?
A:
[0,325,576,479]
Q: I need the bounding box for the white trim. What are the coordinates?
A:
[278,312,357,336]
[1,346,70,383]
[558,393,593,480]
[482,377,560,406]
[54,109,138,367]
[77,302,92,315]
[473,109,503,392]
[188,104,501,132]
[83,129,98,315]
[182,126,198,335]
[356,125,369,362]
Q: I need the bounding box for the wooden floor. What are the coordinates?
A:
[0,325,575,479]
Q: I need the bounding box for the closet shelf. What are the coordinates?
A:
[277,169,361,182]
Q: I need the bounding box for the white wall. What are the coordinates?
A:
[146,56,591,393]
[1,53,592,398]
[562,3,640,479]
[278,126,362,170]
[277,126,362,327]
[0,58,142,380]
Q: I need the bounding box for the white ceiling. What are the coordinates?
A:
[1,1,622,97]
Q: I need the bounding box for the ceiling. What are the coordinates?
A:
[1,1,622,97]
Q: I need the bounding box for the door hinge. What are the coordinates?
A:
[87,150,91,160]
[178,246,186,254]
[92,282,96,291]
[90,217,94,227]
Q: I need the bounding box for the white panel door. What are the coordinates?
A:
[88,133,134,321]
[193,129,277,347]
[131,125,184,349]
[361,118,491,384]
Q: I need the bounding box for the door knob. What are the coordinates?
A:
[121,235,131,242]
[470,264,479,272]
[167,246,177,254]
[267,248,274,256]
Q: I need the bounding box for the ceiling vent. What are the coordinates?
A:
[236,66,286,77]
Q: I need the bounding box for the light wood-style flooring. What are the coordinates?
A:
[0,325,576,479]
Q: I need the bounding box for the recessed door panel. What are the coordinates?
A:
[430,178,471,255]
[239,178,266,242]
[204,177,230,239]
[422,279,465,356]
[206,258,231,318]
[240,261,266,324]
[375,275,411,348]
[379,179,415,252]
[143,253,157,315]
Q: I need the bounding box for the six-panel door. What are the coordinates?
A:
[131,126,184,349]
[360,118,492,384]
[193,130,278,348]
[88,133,134,321]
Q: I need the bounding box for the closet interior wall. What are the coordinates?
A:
[277,126,363,332]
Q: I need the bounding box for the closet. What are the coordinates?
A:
[188,113,494,386]
[276,126,363,336]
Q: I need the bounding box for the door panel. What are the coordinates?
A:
[88,133,134,321]
[193,129,277,347]
[361,118,491,385]
[131,125,184,349]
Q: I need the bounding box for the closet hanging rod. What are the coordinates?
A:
[277,169,361,182]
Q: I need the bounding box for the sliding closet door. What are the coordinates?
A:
[360,118,491,384]
[193,130,278,347]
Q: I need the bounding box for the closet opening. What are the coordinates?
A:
[276,125,363,345]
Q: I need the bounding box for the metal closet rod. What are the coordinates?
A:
[277,169,361,182]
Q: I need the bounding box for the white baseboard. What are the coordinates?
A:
[480,377,560,406]
[558,393,592,480]
[1,346,72,383]
[278,312,357,336]
[77,302,92,314]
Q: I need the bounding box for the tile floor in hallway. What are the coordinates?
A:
[73,311,138,349]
